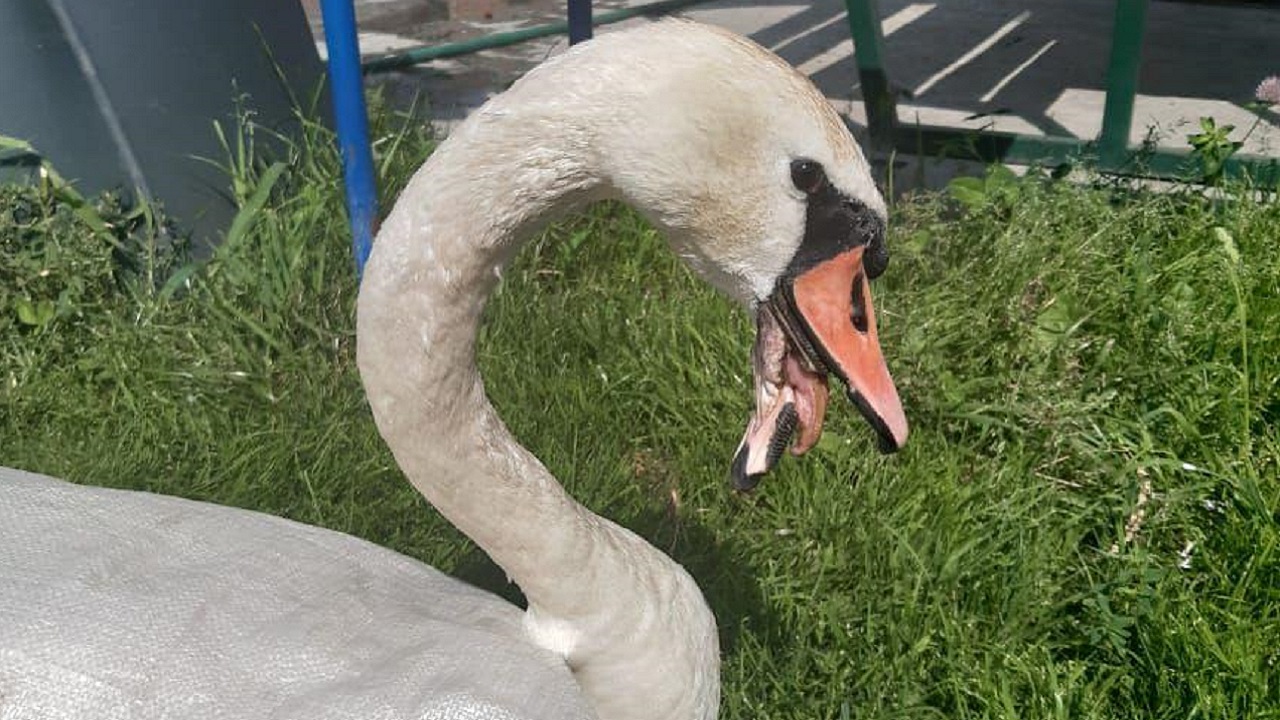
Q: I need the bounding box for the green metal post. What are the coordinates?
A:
[1098,0,1149,169]
[836,0,1274,186]
[844,0,896,148]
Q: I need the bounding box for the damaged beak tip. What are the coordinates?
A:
[729,403,798,491]
[729,442,763,492]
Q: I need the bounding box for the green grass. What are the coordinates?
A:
[2,108,1278,719]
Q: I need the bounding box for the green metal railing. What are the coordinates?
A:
[843,0,1279,185]
[362,0,715,73]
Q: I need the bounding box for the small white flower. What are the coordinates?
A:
[1257,75,1280,105]
[1177,540,1197,570]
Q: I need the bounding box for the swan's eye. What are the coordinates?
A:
[790,159,826,195]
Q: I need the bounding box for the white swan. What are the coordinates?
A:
[0,19,906,720]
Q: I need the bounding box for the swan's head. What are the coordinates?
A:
[467,21,907,487]
[724,155,909,490]
[574,22,909,488]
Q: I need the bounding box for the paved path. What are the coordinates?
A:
[302,0,1279,185]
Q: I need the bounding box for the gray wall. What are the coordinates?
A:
[0,0,326,249]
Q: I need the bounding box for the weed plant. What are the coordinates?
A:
[1,108,1277,718]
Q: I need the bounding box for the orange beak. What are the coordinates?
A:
[785,247,908,453]
[730,246,907,490]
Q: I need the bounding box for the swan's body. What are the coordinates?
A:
[1,466,591,720]
[0,19,907,720]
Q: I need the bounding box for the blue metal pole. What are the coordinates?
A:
[567,0,592,44]
[319,0,378,274]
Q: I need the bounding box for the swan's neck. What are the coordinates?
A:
[357,98,718,720]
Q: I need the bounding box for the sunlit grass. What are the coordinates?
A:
[2,107,1277,718]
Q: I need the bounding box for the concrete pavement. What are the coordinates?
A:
[302,0,1279,186]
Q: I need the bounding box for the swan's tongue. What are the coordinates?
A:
[730,312,830,491]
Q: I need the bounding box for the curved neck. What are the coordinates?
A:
[356,91,719,720]
[358,117,602,604]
